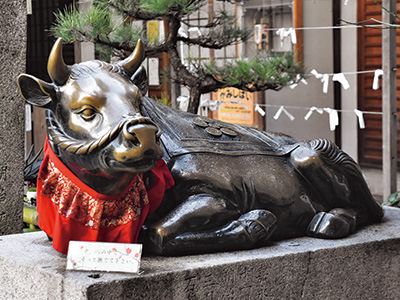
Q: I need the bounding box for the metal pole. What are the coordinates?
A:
[333,0,342,147]
[382,0,397,201]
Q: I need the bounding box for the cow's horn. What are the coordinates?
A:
[117,40,145,76]
[48,38,70,85]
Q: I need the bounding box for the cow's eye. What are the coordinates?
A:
[75,106,97,121]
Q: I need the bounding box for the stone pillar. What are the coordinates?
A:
[0,1,26,234]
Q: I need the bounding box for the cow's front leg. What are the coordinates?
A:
[142,194,277,255]
[161,209,277,255]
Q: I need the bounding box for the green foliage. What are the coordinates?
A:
[154,91,172,107]
[95,44,113,62]
[53,1,150,48]
[113,23,143,45]
[53,4,113,43]
[383,192,400,207]
[139,0,201,14]
[52,6,83,43]
[203,54,303,91]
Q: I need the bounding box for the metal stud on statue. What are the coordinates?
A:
[18,38,384,256]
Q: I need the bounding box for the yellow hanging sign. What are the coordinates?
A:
[147,21,159,44]
[215,88,256,126]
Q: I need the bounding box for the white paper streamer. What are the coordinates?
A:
[273,106,284,120]
[372,69,383,90]
[290,28,297,44]
[290,74,308,89]
[208,100,217,111]
[324,108,339,131]
[276,28,286,47]
[274,106,295,121]
[177,95,188,102]
[332,73,350,89]
[276,28,297,46]
[209,100,224,112]
[354,109,365,129]
[310,69,322,79]
[178,27,188,38]
[255,104,266,117]
[188,27,202,36]
[321,74,330,93]
[311,69,330,93]
[283,107,295,121]
[304,106,324,120]
[301,78,308,85]
[177,95,189,111]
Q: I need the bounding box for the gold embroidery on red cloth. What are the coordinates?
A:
[39,159,149,230]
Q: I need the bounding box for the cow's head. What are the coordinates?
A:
[18,38,163,195]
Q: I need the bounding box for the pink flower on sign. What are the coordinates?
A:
[134,253,139,258]
[126,248,132,254]
[112,248,117,252]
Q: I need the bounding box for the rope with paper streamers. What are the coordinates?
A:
[195,99,383,132]
[272,24,384,48]
[307,69,383,94]
[193,67,384,132]
[178,23,385,94]
[177,22,387,132]
[252,20,386,130]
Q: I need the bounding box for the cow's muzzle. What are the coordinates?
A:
[113,115,163,164]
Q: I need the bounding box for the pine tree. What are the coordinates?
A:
[52,0,303,113]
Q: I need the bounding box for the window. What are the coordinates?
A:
[242,0,303,62]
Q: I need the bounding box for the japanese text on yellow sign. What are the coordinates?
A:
[216,88,255,126]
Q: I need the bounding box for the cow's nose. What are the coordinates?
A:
[123,122,142,147]
[115,119,163,163]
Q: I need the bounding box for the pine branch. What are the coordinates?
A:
[340,18,399,28]
[370,0,400,21]
[52,0,305,113]
[106,0,165,20]
[139,0,204,16]
[178,34,243,49]
[179,12,250,48]
[198,54,303,93]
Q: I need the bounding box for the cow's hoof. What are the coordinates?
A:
[237,209,277,244]
[307,210,354,239]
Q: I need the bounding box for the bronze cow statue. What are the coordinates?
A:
[18,39,383,255]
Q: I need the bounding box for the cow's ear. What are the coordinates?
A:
[130,66,149,95]
[17,74,55,107]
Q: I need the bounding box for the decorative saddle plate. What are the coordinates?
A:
[143,97,299,158]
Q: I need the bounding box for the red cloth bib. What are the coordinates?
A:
[37,139,174,255]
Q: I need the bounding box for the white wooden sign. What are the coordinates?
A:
[66,241,142,273]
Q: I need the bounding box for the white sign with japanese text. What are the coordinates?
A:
[66,241,142,273]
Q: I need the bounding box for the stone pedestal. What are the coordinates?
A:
[0,207,399,299]
[0,1,26,235]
